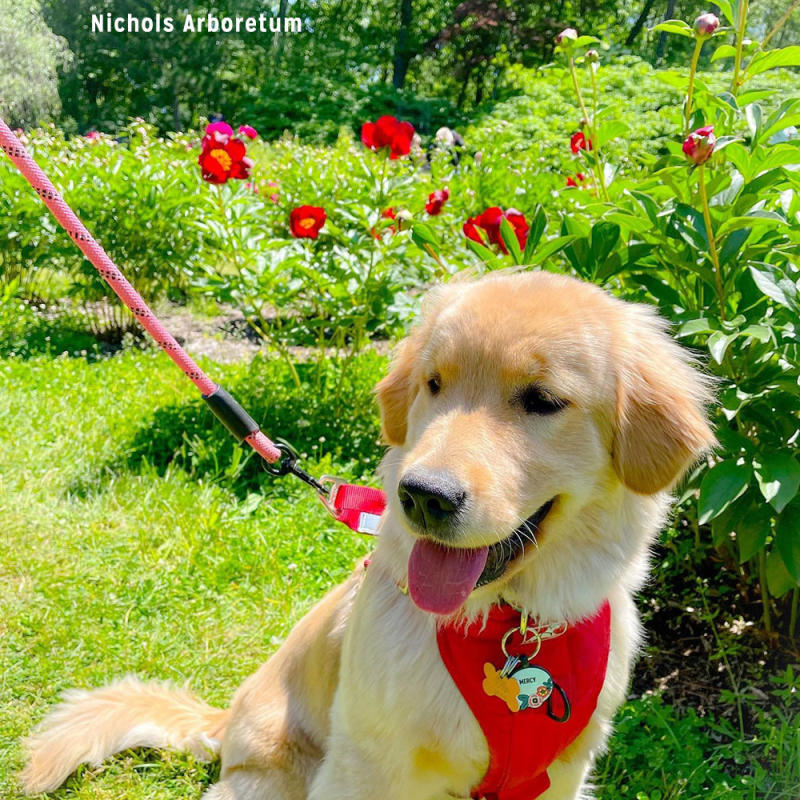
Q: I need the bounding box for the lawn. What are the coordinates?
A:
[0,339,794,799]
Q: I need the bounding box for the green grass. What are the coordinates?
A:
[0,346,796,799]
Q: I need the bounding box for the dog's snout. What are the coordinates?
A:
[398,470,466,534]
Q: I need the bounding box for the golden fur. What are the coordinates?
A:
[20,271,714,799]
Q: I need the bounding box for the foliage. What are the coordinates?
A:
[0,0,70,128]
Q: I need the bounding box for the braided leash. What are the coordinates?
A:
[0,119,386,532]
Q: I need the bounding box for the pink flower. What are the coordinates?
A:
[205,121,233,144]
[695,13,720,37]
[425,188,450,216]
[85,130,101,141]
[683,125,716,165]
[238,125,258,140]
[245,181,259,194]
[556,28,578,45]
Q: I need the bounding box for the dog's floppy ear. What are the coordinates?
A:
[375,335,420,446]
[612,307,715,495]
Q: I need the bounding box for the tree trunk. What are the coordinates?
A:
[656,0,677,62]
[392,0,413,89]
[626,0,658,45]
[275,0,289,69]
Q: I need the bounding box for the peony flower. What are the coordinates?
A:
[425,188,450,216]
[85,130,101,141]
[570,131,592,153]
[463,207,529,254]
[238,125,258,140]
[556,28,578,46]
[198,136,253,183]
[290,205,326,238]
[695,13,720,37]
[361,115,416,159]
[205,121,233,144]
[372,207,398,239]
[566,173,586,187]
[682,125,716,165]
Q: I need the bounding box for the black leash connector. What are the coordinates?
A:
[203,387,329,496]
[263,441,330,496]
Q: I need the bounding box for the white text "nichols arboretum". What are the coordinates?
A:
[90,14,303,35]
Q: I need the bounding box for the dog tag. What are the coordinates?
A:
[482,657,571,721]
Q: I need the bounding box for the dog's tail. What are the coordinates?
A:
[19,675,228,795]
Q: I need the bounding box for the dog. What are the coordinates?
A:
[20,270,714,799]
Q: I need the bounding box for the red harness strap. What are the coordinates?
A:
[437,601,611,800]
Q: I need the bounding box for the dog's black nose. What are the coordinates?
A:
[398,470,466,534]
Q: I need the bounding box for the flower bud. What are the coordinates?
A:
[396,209,413,230]
[556,28,578,46]
[694,13,719,37]
[585,49,600,64]
[682,125,716,165]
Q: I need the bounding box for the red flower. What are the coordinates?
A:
[372,207,398,239]
[570,131,592,153]
[425,188,450,216]
[290,205,326,238]
[683,125,716,165]
[566,173,586,187]
[361,115,415,159]
[238,125,258,140]
[463,207,529,254]
[198,136,253,184]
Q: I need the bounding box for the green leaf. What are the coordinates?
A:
[776,507,800,582]
[590,221,620,267]
[677,318,717,337]
[707,330,738,364]
[719,228,750,267]
[712,44,737,62]
[499,216,523,264]
[747,46,800,78]
[411,222,440,254]
[698,461,752,524]
[754,452,800,513]
[766,548,799,597]
[596,121,629,148]
[651,20,695,38]
[715,0,734,25]
[736,504,772,563]
[465,235,500,266]
[522,206,546,264]
[528,235,577,268]
[573,35,600,49]
[749,265,799,311]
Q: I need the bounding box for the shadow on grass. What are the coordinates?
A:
[0,307,141,361]
[69,352,387,500]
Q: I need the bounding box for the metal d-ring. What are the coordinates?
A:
[501,624,542,661]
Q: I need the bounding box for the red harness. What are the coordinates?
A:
[437,601,611,800]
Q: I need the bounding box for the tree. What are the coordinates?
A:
[0,0,71,128]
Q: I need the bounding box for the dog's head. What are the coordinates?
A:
[375,272,714,618]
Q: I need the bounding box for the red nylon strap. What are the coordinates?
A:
[330,484,387,534]
[437,601,611,800]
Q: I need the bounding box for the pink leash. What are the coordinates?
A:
[0,119,386,534]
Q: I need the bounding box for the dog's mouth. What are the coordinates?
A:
[407,498,555,616]
[475,499,554,588]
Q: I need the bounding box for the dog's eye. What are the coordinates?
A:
[516,384,568,415]
[427,374,442,396]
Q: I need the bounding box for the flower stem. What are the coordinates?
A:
[758,547,772,633]
[731,0,750,96]
[697,163,725,319]
[763,0,800,49]
[568,56,609,202]
[685,38,704,137]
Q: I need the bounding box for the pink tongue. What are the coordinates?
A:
[408,540,489,615]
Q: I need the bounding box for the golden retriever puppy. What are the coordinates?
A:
[20,271,714,800]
